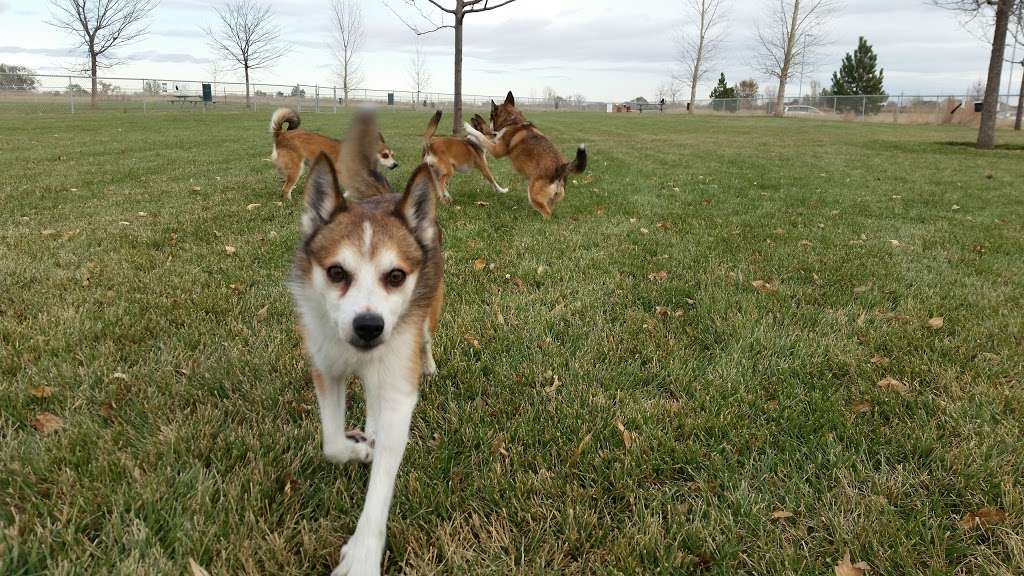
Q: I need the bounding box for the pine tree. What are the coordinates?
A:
[830,37,887,114]
[709,73,737,112]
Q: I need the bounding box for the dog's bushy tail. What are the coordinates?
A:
[270,108,300,134]
[556,145,588,182]
[423,110,442,144]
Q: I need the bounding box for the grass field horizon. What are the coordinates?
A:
[1,109,1022,575]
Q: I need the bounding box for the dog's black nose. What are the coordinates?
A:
[391,162,399,170]
[353,313,385,343]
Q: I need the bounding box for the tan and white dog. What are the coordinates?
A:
[290,111,443,576]
[463,91,587,218]
[270,107,398,201]
[421,109,507,203]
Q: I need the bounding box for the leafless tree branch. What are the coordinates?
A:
[203,0,289,109]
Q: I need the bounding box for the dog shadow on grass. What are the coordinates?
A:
[940,141,1024,151]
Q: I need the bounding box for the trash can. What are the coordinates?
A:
[387,93,395,106]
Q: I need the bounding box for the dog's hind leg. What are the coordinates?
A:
[334,360,419,576]
[313,369,373,465]
[474,154,508,194]
[527,180,554,219]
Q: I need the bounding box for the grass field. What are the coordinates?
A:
[1,107,1023,575]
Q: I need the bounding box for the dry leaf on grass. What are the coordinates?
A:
[799,239,813,248]
[657,222,670,231]
[648,271,668,282]
[110,372,129,381]
[869,355,889,365]
[771,510,794,519]
[100,402,115,421]
[254,305,269,323]
[960,507,1006,529]
[191,186,202,192]
[471,258,486,270]
[856,310,867,326]
[224,245,237,255]
[852,400,873,414]
[834,552,870,576]
[28,385,54,398]
[975,352,1000,362]
[31,412,63,435]
[927,317,944,330]
[654,306,671,317]
[474,201,490,207]
[615,420,634,449]
[853,283,872,294]
[878,376,908,394]
[544,375,561,394]
[464,335,481,349]
[752,280,777,293]
[246,203,261,210]
[573,432,593,459]
[188,558,211,576]
[491,435,509,457]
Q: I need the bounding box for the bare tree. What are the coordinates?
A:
[674,0,728,114]
[933,0,1017,147]
[48,0,159,108]
[656,80,683,104]
[204,0,288,110]
[756,0,840,117]
[407,39,431,104]
[384,0,520,134]
[331,0,365,106]
[1008,0,1024,130]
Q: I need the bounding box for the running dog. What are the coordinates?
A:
[463,91,587,218]
[290,111,443,576]
[269,107,398,201]
[421,110,507,203]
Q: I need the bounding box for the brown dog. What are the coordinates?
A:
[421,110,507,204]
[269,108,397,201]
[463,92,587,218]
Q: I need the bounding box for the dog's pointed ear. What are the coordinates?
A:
[491,99,497,113]
[302,153,346,236]
[396,163,439,247]
[504,91,515,106]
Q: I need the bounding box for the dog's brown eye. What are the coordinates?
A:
[382,153,390,159]
[326,265,349,284]
[385,269,406,287]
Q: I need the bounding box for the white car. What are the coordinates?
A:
[784,105,822,115]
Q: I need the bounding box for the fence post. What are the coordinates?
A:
[861,95,866,118]
[333,86,337,113]
[315,85,320,113]
[68,76,74,114]
[832,97,837,115]
[142,79,147,113]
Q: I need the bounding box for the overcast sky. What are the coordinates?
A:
[0,0,1019,101]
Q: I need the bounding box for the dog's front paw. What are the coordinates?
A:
[323,437,373,465]
[494,184,508,194]
[331,536,383,576]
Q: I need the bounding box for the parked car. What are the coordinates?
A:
[784,105,822,115]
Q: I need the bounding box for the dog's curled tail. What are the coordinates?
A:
[423,110,442,145]
[270,108,300,134]
[557,145,588,182]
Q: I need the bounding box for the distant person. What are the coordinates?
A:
[659,98,665,112]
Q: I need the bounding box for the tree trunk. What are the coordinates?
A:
[452,4,465,135]
[978,0,1013,149]
[343,59,349,106]
[244,67,252,111]
[90,57,98,109]
[1016,64,1023,131]
[775,0,801,118]
[688,8,706,115]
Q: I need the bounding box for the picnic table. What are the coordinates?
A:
[168,94,211,106]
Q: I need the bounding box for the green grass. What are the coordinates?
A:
[1,108,1023,575]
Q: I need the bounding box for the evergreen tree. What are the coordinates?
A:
[830,37,887,114]
[709,73,737,112]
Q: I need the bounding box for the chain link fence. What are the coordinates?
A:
[1,72,1020,127]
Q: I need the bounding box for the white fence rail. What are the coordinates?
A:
[1,73,1021,127]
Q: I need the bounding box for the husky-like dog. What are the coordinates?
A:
[463,91,587,218]
[421,110,507,203]
[289,111,443,576]
[269,108,398,201]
